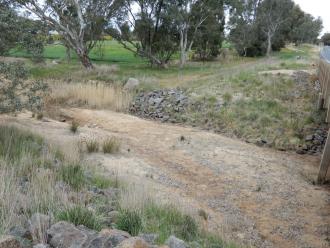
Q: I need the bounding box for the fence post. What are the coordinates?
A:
[317,128,330,184]
[317,93,324,110]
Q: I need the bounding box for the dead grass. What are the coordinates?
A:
[46,80,132,112]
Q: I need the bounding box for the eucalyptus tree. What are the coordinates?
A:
[111,0,179,68]
[15,0,123,69]
[256,0,294,56]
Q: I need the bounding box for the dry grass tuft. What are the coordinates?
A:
[102,137,120,154]
[47,81,132,112]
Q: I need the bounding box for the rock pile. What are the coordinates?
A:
[1,217,188,248]
[297,128,328,155]
[130,89,189,123]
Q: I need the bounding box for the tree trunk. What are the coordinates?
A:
[77,51,93,69]
[266,32,272,57]
[66,46,71,62]
[179,27,189,68]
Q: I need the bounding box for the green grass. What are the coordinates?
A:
[116,209,142,236]
[90,174,118,189]
[10,41,146,65]
[58,163,86,191]
[116,202,236,247]
[56,205,102,231]
[0,125,44,161]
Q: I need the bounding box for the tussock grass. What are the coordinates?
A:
[56,205,102,231]
[102,137,120,154]
[116,209,142,236]
[86,139,99,153]
[90,174,118,189]
[47,81,132,112]
[58,163,86,191]
[0,126,69,237]
[117,184,235,247]
[70,120,79,133]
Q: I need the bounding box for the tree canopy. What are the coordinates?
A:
[228,0,323,57]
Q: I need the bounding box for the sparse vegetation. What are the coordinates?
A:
[58,163,86,191]
[56,205,102,231]
[70,120,79,133]
[86,139,99,153]
[90,174,118,189]
[116,209,142,236]
[102,137,120,154]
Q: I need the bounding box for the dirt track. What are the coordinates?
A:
[2,108,330,248]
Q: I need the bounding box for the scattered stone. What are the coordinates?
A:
[100,228,131,246]
[138,233,158,245]
[165,236,187,248]
[108,211,120,224]
[130,89,189,123]
[47,222,128,248]
[124,78,140,91]
[299,128,328,155]
[0,235,22,248]
[9,226,32,241]
[33,244,49,248]
[116,237,149,248]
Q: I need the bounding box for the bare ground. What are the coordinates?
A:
[1,108,330,248]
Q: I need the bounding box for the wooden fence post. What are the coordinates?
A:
[317,128,330,184]
[317,93,324,110]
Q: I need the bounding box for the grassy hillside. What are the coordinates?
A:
[0,125,236,247]
[7,42,324,152]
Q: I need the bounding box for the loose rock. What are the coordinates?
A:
[165,236,187,248]
[0,235,22,248]
[116,237,149,248]
[124,78,140,91]
[130,89,189,123]
[29,213,51,243]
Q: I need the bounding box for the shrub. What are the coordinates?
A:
[56,205,102,231]
[0,62,48,113]
[102,137,120,154]
[70,120,79,133]
[116,209,142,236]
[58,163,85,191]
[86,140,99,153]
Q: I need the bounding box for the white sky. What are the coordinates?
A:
[294,0,330,35]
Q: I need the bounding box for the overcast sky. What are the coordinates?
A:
[294,0,330,35]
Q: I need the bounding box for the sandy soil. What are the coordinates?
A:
[2,109,330,248]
